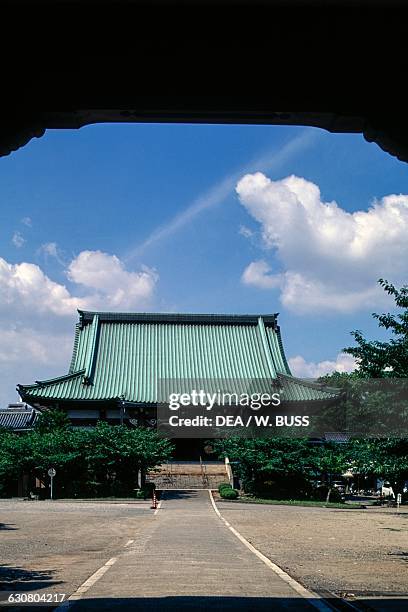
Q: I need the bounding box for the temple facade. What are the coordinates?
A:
[18,311,338,458]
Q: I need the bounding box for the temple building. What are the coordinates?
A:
[18,310,338,459]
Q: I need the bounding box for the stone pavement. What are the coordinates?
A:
[68,490,319,611]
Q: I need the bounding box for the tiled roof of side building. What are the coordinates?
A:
[18,311,339,404]
[0,407,38,431]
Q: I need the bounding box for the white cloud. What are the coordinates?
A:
[0,257,83,317]
[239,225,254,239]
[0,326,72,365]
[38,242,59,257]
[11,231,25,248]
[242,260,281,290]
[37,242,66,265]
[21,217,32,227]
[127,129,317,259]
[0,250,159,403]
[0,326,74,403]
[288,352,357,378]
[0,250,158,320]
[237,172,408,313]
[67,251,158,310]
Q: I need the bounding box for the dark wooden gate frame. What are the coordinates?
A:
[1,0,407,162]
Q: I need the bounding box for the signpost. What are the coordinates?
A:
[397,493,402,511]
[48,468,56,500]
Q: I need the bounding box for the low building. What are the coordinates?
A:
[0,402,39,432]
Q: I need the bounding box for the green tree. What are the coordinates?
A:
[0,423,173,498]
[0,428,21,496]
[34,408,71,433]
[338,279,408,496]
[344,278,408,377]
[83,423,173,495]
[213,436,347,499]
[346,437,408,498]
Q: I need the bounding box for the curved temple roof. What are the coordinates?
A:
[18,311,338,404]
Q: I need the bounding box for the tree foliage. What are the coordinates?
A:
[345,437,408,495]
[34,408,71,434]
[323,279,408,494]
[344,278,408,377]
[213,436,348,498]
[0,415,173,498]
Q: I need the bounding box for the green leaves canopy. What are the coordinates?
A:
[344,279,408,377]
[0,418,173,497]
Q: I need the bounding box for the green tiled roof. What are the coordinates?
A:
[18,311,338,404]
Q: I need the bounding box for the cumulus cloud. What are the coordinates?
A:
[0,250,159,403]
[242,260,281,289]
[236,172,408,313]
[0,326,74,402]
[0,326,72,365]
[0,250,158,319]
[0,257,82,316]
[21,217,32,227]
[67,251,158,310]
[288,352,357,378]
[127,129,317,259]
[11,231,25,248]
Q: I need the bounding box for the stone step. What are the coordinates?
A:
[151,462,226,476]
[146,469,230,490]
[146,461,229,489]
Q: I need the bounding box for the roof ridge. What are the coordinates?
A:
[83,314,100,384]
[69,322,81,374]
[78,311,279,326]
[18,369,85,390]
[257,316,277,378]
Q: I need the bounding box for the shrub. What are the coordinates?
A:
[143,482,156,494]
[218,482,232,493]
[135,482,156,499]
[220,488,238,500]
[313,484,342,503]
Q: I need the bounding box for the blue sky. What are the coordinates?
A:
[1,123,408,403]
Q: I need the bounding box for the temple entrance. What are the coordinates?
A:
[172,438,217,461]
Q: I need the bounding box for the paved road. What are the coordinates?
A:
[0,499,152,609]
[69,491,317,611]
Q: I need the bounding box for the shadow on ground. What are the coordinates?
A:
[160,490,204,500]
[0,523,16,530]
[21,596,407,611]
[0,565,62,592]
[56,596,317,611]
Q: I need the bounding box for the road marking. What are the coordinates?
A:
[58,494,161,608]
[58,557,118,610]
[208,491,332,612]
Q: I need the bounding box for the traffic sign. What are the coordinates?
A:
[48,468,56,477]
